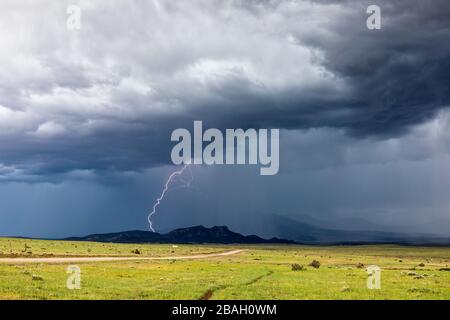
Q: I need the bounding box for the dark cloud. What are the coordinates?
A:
[0,0,449,177]
[305,0,450,137]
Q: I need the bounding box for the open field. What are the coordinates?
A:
[0,237,449,299]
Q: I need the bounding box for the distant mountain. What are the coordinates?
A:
[65,225,295,244]
[269,214,403,243]
[268,214,450,245]
[63,219,450,245]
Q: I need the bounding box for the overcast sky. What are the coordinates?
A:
[0,0,449,238]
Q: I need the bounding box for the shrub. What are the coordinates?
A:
[309,260,321,269]
[291,263,305,271]
[341,286,351,292]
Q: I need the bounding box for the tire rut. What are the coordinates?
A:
[199,270,274,300]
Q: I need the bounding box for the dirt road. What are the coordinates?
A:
[0,249,244,264]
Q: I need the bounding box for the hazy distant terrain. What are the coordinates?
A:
[268,215,450,245]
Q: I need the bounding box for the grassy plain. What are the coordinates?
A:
[0,237,449,299]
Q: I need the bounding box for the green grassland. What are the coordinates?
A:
[0,237,449,299]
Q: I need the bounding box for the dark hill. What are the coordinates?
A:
[65,225,295,244]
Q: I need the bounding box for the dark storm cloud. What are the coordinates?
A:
[0,0,449,179]
[304,0,450,137]
[212,0,450,137]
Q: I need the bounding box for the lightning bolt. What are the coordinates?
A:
[147,164,193,232]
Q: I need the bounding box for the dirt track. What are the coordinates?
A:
[0,249,244,264]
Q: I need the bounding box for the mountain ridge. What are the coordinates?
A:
[62,222,450,246]
[64,225,296,244]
